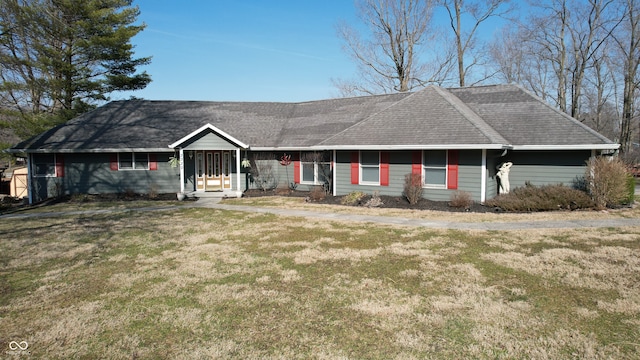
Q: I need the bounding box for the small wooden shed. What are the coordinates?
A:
[10,167,28,198]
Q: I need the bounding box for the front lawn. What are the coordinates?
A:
[1,205,639,358]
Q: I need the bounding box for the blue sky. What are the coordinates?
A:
[116,1,359,103]
[117,1,510,103]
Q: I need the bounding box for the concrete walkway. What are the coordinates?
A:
[2,197,639,230]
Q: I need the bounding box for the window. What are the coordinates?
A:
[214,153,220,176]
[360,151,380,184]
[119,153,149,170]
[34,154,56,177]
[300,152,331,185]
[223,152,231,176]
[423,150,447,187]
[196,152,204,177]
[206,153,213,177]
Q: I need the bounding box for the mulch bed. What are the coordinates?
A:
[241,189,496,213]
[1,190,495,214]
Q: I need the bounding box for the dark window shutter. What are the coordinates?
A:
[55,154,64,177]
[411,151,422,177]
[350,152,359,184]
[380,151,390,186]
[447,150,459,190]
[110,154,119,171]
[293,151,300,184]
[149,154,158,171]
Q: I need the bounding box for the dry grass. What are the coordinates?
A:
[1,204,639,359]
[224,195,640,222]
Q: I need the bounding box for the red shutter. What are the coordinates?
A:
[350,152,359,184]
[55,154,64,177]
[110,154,119,171]
[293,151,300,184]
[447,150,459,190]
[380,151,390,186]
[411,151,422,176]
[149,154,158,171]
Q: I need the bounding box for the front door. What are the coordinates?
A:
[195,150,232,191]
[206,151,222,191]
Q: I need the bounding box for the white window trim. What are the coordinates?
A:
[359,150,380,186]
[33,153,57,178]
[300,160,331,185]
[118,152,150,171]
[422,150,448,189]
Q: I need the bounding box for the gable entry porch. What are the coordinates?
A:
[170,124,247,198]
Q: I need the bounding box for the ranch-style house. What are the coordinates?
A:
[8,84,619,204]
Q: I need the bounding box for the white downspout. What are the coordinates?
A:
[179,148,185,194]
[480,149,487,203]
[236,148,242,197]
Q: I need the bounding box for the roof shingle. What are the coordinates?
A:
[10,84,617,152]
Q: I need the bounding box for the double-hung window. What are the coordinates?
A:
[301,152,331,185]
[119,153,149,170]
[423,150,447,188]
[360,151,380,184]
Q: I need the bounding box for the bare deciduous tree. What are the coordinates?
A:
[613,0,640,153]
[566,0,620,118]
[439,0,512,86]
[334,0,453,96]
[579,55,619,140]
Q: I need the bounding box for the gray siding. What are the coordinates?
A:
[32,152,180,200]
[503,150,590,190]
[456,150,483,202]
[182,131,239,150]
[485,150,501,199]
[334,150,485,202]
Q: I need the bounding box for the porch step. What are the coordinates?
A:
[184,190,240,199]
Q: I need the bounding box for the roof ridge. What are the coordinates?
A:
[433,86,510,145]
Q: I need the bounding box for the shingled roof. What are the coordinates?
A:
[9,84,618,153]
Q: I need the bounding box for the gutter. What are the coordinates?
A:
[6,148,176,154]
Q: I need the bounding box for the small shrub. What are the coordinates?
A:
[586,156,631,209]
[449,191,473,209]
[403,173,423,205]
[364,191,384,208]
[341,191,366,206]
[626,174,636,204]
[486,183,594,212]
[307,186,326,202]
